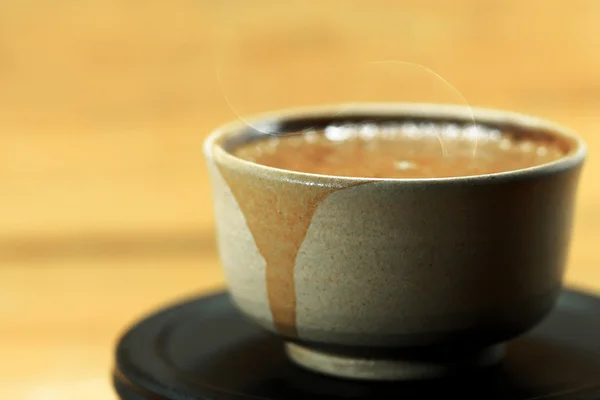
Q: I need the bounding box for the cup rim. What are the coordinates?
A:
[204,103,587,184]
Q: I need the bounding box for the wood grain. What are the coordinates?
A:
[1,1,600,398]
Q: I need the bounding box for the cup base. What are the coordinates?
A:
[285,341,506,381]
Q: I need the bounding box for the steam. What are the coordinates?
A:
[215,55,479,159]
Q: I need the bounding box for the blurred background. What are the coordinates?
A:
[1,1,599,398]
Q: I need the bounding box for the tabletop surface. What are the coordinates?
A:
[1,1,600,399]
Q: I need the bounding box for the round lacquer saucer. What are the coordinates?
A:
[113,288,600,400]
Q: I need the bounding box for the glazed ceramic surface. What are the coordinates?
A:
[203,104,586,362]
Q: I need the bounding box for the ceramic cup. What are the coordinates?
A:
[203,103,586,380]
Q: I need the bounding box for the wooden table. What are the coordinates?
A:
[1,1,599,398]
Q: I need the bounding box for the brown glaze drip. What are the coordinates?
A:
[217,163,362,336]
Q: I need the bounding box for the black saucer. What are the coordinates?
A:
[113,288,600,400]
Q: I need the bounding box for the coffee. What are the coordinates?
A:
[232,122,567,178]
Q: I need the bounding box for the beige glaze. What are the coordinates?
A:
[216,163,365,336]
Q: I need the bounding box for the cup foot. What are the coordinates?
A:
[285,341,505,381]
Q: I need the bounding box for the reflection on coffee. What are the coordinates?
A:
[232,122,567,178]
